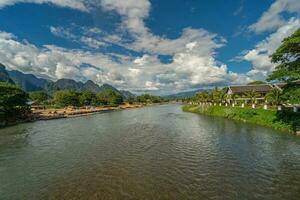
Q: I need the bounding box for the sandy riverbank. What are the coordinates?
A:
[32,104,144,121]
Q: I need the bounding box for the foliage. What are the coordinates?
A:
[126,96,136,104]
[96,89,123,106]
[54,90,81,107]
[136,94,163,103]
[268,28,300,82]
[29,91,49,104]
[247,80,266,85]
[79,91,97,106]
[184,88,228,104]
[0,82,30,122]
[183,105,300,133]
[245,90,258,104]
[265,88,282,105]
[280,84,300,104]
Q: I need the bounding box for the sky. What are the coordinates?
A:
[0,0,299,95]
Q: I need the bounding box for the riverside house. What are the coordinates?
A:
[225,80,300,106]
[225,84,274,104]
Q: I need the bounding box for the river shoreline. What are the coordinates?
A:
[182,104,300,135]
[1,104,147,128]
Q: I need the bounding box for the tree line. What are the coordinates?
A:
[0,82,165,124]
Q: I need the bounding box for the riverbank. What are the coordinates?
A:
[182,104,300,135]
[32,104,144,120]
[0,104,145,128]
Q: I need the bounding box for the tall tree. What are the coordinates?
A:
[265,88,282,106]
[268,28,300,82]
[0,82,30,122]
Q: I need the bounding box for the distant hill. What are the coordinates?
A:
[163,89,206,99]
[8,70,52,91]
[120,90,135,99]
[0,63,14,84]
[49,78,83,91]
[0,64,134,99]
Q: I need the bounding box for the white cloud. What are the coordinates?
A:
[242,18,300,80]
[249,0,300,33]
[0,0,251,94]
[50,26,107,48]
[0,0,89,11]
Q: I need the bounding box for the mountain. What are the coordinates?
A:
[8,70,52,91]
[0,63,14,84]
[99,84,135,99]
[49,78,83,91]
[120,90,135,99]
[163,89,206,99]
[81,80,103,93]
[99,83,120,93]
[1,63,135,99]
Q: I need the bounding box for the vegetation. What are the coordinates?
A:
[29,91,50,105]
[268,28,300,104]
[0,82,30,124]
[96,89,123,106]
[136,94,164,103]
[247,80,266,85]
[183,105,300,133]
[265,88,282,106]
[268,28,300,82]
[183,29,300,134]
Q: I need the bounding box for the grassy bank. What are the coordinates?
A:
[182,105,300,134]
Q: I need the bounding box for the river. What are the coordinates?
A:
[0,104,300,199]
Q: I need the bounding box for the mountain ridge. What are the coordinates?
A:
[0,64,135,99]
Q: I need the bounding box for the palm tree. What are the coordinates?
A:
[230,93,239,104]
[265,88,282,106]
[246,90,258,104]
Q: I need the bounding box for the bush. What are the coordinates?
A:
[0,82,30,122]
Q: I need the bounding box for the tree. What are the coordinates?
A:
[79,91,97,106]
[96,89,123,106]
[280,84,300,104]
[0,82,30,122]
[126,96,135,104]
[54,90,80,107]
[230,93,239,104]
[245,90,258,104]
[247,80,266,85]
[265,88,282,105]
[267,28,300,104]
[29,91,49,104]
[268,28,300,82]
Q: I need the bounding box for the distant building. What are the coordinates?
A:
[225,80,300,103]
[226,84,274,97]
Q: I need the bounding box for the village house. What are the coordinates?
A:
[225,80,300,104]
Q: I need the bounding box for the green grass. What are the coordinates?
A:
[182,105,300,134]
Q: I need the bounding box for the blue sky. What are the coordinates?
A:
[0,0,299,94]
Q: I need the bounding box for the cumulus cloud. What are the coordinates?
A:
[0,0,252,94]
[249,0,300,33]
[241,18,300,80]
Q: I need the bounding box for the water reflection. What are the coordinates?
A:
[0,105,300,199]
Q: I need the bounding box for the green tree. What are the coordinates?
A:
[268,28,300,82]
[280,84,300,104]
[96,89,123,106]
[247,80,266,85]
[29,91,49,104]
[54,90,80,107]
[0,82,30,122]
[245,90,258,104]
[126,96,135,104]
[79,91,97,106]
[265,88,282,105]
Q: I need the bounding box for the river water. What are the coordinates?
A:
[0,104,300,199]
